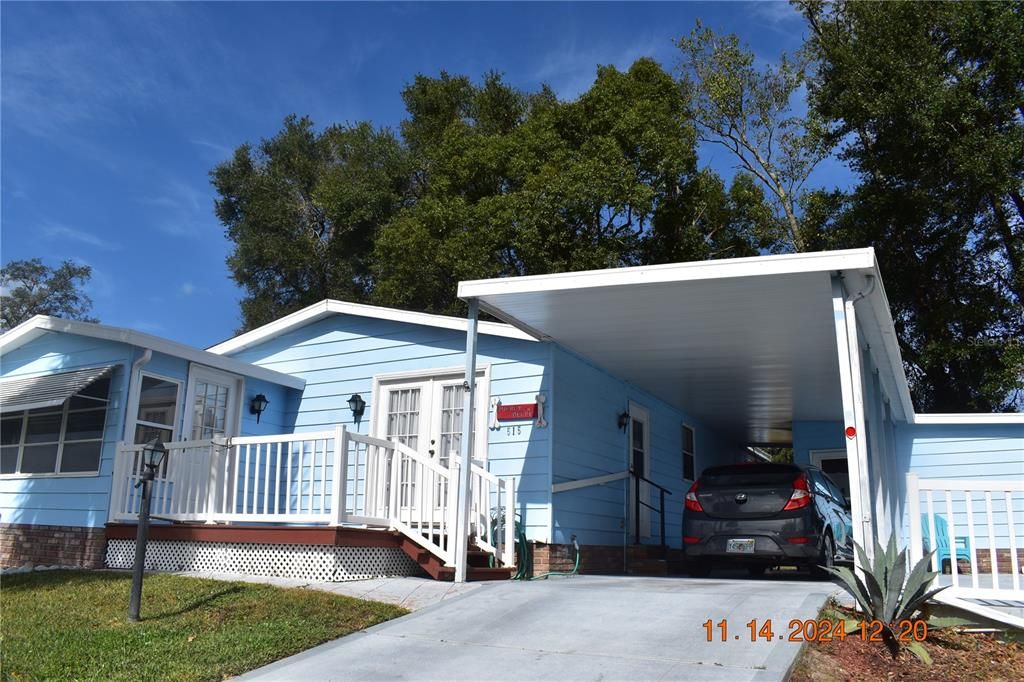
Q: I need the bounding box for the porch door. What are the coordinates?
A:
[377,374,482,512]
[184,366,241,441]
[628,401,651,541]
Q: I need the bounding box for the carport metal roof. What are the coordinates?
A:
[458,248,914,445]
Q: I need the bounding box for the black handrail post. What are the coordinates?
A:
[659,488,666,547]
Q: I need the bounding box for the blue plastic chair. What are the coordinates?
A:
[921,514,971,572]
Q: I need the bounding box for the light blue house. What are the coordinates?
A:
[1,249,1020,611]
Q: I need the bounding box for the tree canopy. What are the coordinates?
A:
[0,258,96,331]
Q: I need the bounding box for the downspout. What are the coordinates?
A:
[122,349,152,441]
[843,275,876,562]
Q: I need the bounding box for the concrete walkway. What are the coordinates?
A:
[238,573,839,681]
[172,571,482,611]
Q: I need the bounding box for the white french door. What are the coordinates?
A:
[374,371,487,511]
[183,366,242,441]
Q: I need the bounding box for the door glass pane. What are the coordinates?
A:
[20,444,59,474]
[631,419,645,477]
[439,385,464,469]
[135,424,173,445]
[386,388,421,506]
[138,377,178,428]
[59,441,102,473]
[191,380,232,440]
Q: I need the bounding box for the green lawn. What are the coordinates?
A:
[0,570,408,681]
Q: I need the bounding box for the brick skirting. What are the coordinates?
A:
[0,523,106,569]
[531,542,628,576]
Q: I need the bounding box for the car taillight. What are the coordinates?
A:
[685,480,703,512]
[683,536,701,545]
[782,473,812,511]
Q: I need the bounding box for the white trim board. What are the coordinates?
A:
[913,413,1024,425]
[0,316,305,391]
[206,299,536,355]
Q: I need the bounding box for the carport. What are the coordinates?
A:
[452,248,914,580]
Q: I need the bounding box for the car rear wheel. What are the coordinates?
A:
[811,533,834,579]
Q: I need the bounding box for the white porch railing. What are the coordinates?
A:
[907,474,1024,602]
[109,427,517,571]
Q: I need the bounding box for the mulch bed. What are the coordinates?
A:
[790,608,1024,681]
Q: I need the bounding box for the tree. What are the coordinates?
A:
[0,258,96,331]
[798,0,1024,411]
[372,61,772,314]
[211,116,410,330]
[676,22,829,252]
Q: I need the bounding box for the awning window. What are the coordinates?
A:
[0,365,117,413]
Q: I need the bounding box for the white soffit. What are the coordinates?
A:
[458,249,907,444]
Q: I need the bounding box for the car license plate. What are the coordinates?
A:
[726,538,755,554]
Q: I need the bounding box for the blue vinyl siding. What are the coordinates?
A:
[222,314,554,540]
[792,421,845,466]
[895,422,1023,549]
[0,331,133,528]
[550,346,744,548]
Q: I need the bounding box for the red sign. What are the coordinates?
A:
[496,403,538,421]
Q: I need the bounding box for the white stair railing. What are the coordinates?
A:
[386,441,456,566]
[470,462,516,567]
[907,474,1024,601]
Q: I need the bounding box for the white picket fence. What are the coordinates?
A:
[907,474,1024,601]
[109,427,516,571]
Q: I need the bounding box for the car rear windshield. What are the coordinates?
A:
[700,464,800,488]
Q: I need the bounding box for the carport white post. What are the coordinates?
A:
[830,274,874,573]
[454,297,480,583]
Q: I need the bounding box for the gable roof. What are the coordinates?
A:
[0,316,306,390]
[205,299,536,356]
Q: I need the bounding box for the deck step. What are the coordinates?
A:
[397,535,511,581]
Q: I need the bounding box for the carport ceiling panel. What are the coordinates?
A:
[482,272,844,442]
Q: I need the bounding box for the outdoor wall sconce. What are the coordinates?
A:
[618,410,631,432]
[249,394,270,423]
[347,393,366,426]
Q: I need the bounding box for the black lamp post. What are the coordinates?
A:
[347,393,366,426]
[128,438,167,622]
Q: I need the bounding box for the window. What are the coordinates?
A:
[0,376,111,476]
[190,380,230,440]
[682,424,696,481]
[134,375,180,444]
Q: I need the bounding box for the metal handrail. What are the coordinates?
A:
[629,469,673,547]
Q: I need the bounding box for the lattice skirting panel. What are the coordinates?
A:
[105,539,423,582]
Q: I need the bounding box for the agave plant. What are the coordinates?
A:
[822,535,947,661]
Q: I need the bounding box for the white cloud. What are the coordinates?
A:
[43,223,120,251]
[532,34,673,100]
[180,282,197,296]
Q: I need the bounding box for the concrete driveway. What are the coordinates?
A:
[239,573,838,681]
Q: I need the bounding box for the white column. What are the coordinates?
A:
[831,275,873,566]
[453,298,480,583]
[868,363,888,545]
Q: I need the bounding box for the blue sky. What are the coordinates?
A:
[2,1,848,348]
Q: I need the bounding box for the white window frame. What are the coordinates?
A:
[371,365,491,465]
[682,423,696,483]
[126,371,184,445]
[0,382,112,479]
[182,364,244,441]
